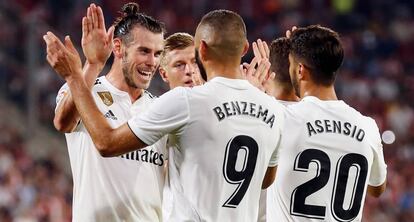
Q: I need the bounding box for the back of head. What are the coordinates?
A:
[160,32,194,67]
[113,2,166,45]
[290,25,344,86]
[269,37,292,90]
[196,10,247,62]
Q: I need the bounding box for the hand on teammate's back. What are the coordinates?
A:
[82,3,114,65]
[43,32,82,81]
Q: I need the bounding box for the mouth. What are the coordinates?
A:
[137,69,152,80]
[184,80,194,86]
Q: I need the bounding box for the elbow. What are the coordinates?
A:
[95,140,117,157]
[368,182,386,198]
[53,116,74,133]
[262,178,274,189]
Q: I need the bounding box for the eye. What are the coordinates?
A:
[139,48,150,55]
[155,51,163,58]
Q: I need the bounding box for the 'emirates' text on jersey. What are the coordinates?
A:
[128,77,286,222]
[56,76,167,222]
[266,96,387,222]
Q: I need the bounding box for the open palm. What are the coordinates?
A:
[81,4,114,65]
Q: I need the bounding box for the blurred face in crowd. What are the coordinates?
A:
[159,45,199,88]
[121,26,164,89]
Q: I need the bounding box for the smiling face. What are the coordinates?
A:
[161,45,198,88]
[121,26,164,89]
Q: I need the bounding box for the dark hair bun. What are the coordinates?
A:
[121,2,140,17]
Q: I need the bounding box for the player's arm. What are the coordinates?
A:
[45,30,146,157]
[366,120,388,198]
[54,62,105,132]
[53,4,114,133]
[262,166,277,189]
[45,31,189,158]
[68,74,146,156]
[367,181,386,198]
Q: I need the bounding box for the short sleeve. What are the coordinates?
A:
[127,87,190,146]
[55,83,69,113]
[268,103,286,167]
[268,132,281,167]
[367,119,387,186]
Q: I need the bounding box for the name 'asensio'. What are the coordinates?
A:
[212,101,275,128]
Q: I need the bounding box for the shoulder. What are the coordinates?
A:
[91,76,107,92]
[143,90,157,100]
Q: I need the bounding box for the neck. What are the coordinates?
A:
[300,82,337,100]
[269,82,300,102]
[105,59,143,103]
[205,60,243,80]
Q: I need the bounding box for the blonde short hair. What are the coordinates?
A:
[160,32,194,67]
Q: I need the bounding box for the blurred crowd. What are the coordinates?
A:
[0,0,414,221]
[0,124,72,222]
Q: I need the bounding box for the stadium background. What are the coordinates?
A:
[0,0,413,221]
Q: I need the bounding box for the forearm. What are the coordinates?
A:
[66,74,146,156]
[66,74,114,146]
[54,62,104,132]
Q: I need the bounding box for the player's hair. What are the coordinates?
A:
[290,25,344,86]
[113,2,166,45]
[269,37,292,90]
[197,10,246,61]
[160,33,194,67]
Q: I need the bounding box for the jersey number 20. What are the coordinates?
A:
[222,135,258,208]
[290,148,369,221]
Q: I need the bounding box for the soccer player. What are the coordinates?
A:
[46,9,286,221]
[267,25,387,221]
[265,37,299,103]
[158,32,201,88]
[252,37,300,222]
[48,3,167,221]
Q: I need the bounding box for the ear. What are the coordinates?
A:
[298,63,309,81]
[241,39,249,57]
[113,38,123,58]
[199,40,208,62]
[158,67,169,83]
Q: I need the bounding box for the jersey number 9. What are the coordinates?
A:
[222,135,258,208]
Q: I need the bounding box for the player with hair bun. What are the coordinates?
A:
[47,2,167,221]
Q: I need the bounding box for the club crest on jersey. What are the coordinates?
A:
[97,91,113,106]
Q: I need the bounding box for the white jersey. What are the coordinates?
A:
[56,76,167,222]
[267,96,387,222]
[128,77,286,222]
[258,99,298,222]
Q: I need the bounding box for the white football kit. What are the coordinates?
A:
[266,96,387,222]
[56,76,167,222]
[128,77,286,222]
[258,99,298,222]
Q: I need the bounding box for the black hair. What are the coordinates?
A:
[290,25,344,86]
[113,2,166,44]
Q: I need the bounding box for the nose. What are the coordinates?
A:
[185,63,196,76]
[146,54,157,67]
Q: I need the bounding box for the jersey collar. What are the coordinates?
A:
[209,76,251,89]
[101,76,129,97]
[302,96,346,106]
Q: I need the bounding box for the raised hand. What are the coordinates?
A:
[192,67,205,86]
[242,57,273,92]
[82,4,114,65]
[242,39,274,92]
[285,26,297,38]
[44,32,82,81]
[252,39,270,61]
